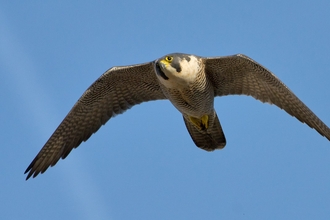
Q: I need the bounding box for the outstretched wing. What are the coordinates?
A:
[25,62,166,179]
[204,54,330,141]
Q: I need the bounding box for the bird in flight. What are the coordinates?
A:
[25,53,330,180]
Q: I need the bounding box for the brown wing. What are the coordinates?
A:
[204,54,330,141]
[25,62,166,180]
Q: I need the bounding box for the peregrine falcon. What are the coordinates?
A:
[24,53,330,179]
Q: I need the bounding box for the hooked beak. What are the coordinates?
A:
[155,61,169,80]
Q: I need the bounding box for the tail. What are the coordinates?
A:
[183,110,226,151]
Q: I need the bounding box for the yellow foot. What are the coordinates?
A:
[189,115,209,130]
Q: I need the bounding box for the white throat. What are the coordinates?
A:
[159,55,201,89]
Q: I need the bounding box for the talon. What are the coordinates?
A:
[189,115,209,130]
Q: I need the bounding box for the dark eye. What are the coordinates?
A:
[165,56,173,62]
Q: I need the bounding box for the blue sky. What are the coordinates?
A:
[1,1,330,219]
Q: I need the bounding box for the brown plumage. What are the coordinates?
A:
[25,53,330,180]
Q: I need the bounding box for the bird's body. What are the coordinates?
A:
[25,53,330,180]
[156,54,214,117]
[155,54,225,150]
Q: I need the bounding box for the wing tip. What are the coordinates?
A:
[24,169,34,180]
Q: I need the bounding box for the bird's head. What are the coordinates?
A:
[155,53,202,88]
